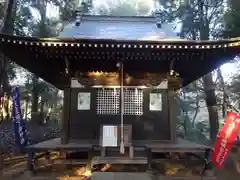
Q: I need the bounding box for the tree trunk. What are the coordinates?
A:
[202,73,219,141]
[31,75,39,112]
[2,0,16,34]
[25,98,29,119]
[0,0,16,93]
[38,0,47,37]
[40,99,44,124]
[217,68,228,117]
[52,90,58,112]
[40,100,44,114]
[0,55,5,94]
[30,0,48,113]
[198,0,219,142]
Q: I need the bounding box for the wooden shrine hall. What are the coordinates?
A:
[0,15,240,173]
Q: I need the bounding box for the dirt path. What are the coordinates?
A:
[1,154,240,180]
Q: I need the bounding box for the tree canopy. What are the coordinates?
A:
[223,0,240,38]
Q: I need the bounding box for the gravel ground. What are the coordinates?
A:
[0,151,239,180]
[0,121,60,154]
[1,162,239,180]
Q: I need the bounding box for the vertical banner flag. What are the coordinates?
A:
[12,86,29,149]
[212,112,240,168]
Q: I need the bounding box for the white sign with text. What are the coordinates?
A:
[102,125,118,147]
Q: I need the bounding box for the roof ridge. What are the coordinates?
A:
[79,15,157,23]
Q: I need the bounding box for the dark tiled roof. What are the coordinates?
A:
[59,15,179,40]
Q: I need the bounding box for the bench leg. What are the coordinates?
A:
[146,148,152,171]
[203,149,215,177]
[204,149,212,169]
[87,147,95,169]
[45,152,53,164]
[53,151,66,171]
[60,151,66,159]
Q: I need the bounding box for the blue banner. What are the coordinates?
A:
[12,86,29,149]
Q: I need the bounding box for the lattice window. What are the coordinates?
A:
[123,88,143,115]
[97,88,120,115]
[96,88,143,115]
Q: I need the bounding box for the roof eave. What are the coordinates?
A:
[0,33,239,88]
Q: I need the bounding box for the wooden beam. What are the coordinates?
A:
[168,89,176,144]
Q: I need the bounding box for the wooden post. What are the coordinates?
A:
[61,77,71,144]
[129,146,134,158]
[45,152,52,165]
[101,147,106,157]
[60,64,71,144]
[26,151,35,175]
[0,153,3,176]
[167,89,176,144]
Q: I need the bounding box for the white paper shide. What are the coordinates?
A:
[77,92,91,110]
[149,93,162,111]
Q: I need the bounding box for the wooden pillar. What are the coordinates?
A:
[26,151,35,174]
[167,84,176,144]
[61,87,71,144]
[60,73,71,144]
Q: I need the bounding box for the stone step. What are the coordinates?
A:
[92,172,151,180]
[91,156,148,165]
[91,172,217,180]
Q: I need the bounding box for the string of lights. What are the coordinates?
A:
[0,34,240,48]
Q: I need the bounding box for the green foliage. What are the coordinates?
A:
[0,1,7,18]
[47,0,93,22]
[6,62,17,81]
[0,0,65,114]
[223,0,240,38]
[174,87,210,141]
[156,0,225,39]
[227,71,240,101]
[90,0,154,16]
[110,3,140,16]
[155,0,230,141]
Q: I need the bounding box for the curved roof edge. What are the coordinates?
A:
[0,33,239,48]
